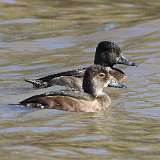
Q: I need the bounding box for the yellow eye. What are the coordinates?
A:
[98,72,105,78]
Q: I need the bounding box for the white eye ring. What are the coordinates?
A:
[99,72,105,78]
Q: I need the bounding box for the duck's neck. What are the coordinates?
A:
[94,53,113,67]
[82,77,104,98]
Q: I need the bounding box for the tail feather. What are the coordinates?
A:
[20,94,44,104]
[20,94,48,108]
[24,78,47,88]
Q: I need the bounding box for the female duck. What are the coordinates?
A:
[25,41,137,89]
[20,65,114,112]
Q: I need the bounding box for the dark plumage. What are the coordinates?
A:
[25,41,136,89]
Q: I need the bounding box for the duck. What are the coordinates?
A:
[20,65,115,112]
[25,41,137,90]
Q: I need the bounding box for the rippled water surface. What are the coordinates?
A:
[0,0,160,159]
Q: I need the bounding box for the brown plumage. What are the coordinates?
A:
[20,65,113,112]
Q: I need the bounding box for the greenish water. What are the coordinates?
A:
[0,0,160,159]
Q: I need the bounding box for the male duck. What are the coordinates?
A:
[25,41,137,90]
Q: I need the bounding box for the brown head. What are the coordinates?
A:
[94,41,137,67]
[82,65,111,97]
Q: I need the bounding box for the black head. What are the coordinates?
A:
[94,41,137,67]
[82,65,110,97]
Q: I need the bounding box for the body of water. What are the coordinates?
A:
[0,0,160,159]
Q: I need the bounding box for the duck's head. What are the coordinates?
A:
[94,41,137,67]
[82,65,111,97]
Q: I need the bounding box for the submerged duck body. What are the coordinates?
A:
[25,41,136,89]
[20,65,112,112]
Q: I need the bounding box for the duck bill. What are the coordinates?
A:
[108,80,127,88]
[117,56,137,66]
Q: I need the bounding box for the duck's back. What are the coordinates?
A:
[48,76,83,91]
